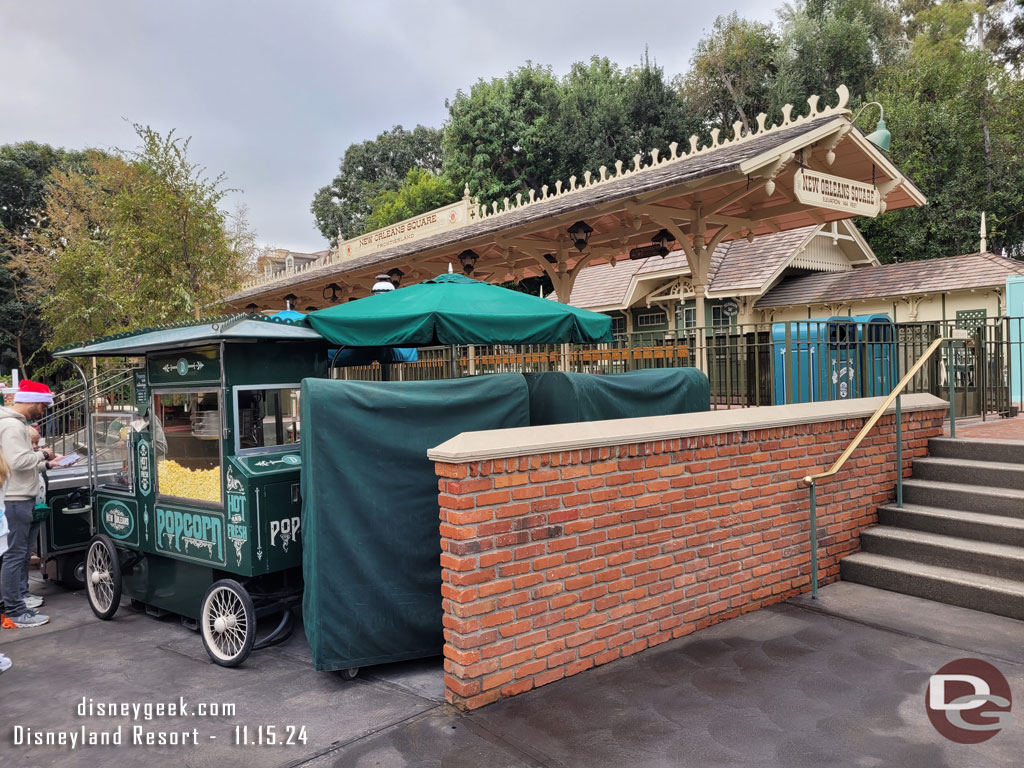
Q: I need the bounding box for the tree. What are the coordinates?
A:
[442,63,562,205]
[679,15,779,136]
[311,125,443,244]
[363,168,458,232]
[443,56,695,209]
[25,126,250,346]
[858,1,1024,260]
[0,142,91,374]
[772,0,904,109]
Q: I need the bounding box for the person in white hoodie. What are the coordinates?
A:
[0,449,14,671]
[0,379,60,628]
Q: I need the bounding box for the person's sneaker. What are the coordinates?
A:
[7,612,49,628]
[0,653,12,673]
[0,614,15,629]
[22,594,44,609]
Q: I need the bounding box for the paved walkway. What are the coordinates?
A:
[943,413,1024,440]
[3,575,1023,767]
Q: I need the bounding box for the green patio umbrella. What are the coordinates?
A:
[307,273,613,346]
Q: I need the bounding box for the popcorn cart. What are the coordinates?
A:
[53,315,328,666]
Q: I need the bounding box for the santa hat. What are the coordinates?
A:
[14,379,53,405]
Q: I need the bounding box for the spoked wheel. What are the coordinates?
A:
[85,534,122,620]
[200,580,256,667]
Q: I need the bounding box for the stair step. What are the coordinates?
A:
[859,526,1024,580]
[912,456,1024,491]
[928,437,1024,465]
[877,503,1024,547]
[840,552,1024,621]
[902,478,1024,518]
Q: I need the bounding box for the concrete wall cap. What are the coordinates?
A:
[427,393,948,463]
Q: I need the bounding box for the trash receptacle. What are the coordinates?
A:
[826,316,858,400]
[853,313,896,397]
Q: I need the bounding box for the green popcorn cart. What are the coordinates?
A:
[54,314,329,666]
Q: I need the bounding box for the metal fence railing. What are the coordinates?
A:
[331,317,1024,419]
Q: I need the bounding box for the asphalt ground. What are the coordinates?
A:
[1,575,1023,767]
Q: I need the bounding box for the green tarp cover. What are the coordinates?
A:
[524,368,710,426]
[300,374,530,670]
[307,273,613,346]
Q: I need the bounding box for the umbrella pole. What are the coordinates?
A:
[450,345,459,379]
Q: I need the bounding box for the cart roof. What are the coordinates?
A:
[53,314,325,357]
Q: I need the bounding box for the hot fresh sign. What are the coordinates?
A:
[793,168,880,217]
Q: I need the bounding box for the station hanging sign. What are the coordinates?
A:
[792,168,880,218]
[338,198,472,262]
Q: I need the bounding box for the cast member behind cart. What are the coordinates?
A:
[0,380,62,628]
[0,450,14,671]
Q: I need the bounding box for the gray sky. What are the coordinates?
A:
[1,1,777,252]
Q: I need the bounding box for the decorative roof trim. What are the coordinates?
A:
[466,86,852,225]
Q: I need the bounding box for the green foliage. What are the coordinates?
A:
[680,14,779,136]
[0,142,93,374]
[27,126,249,346]
[363,168,458,232]
[858,0,1024,260]
[311,125,443,244]
[772,0,904,110]
[442,56,694,209]
[442,63,562,204]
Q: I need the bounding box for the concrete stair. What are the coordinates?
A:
[841,437,1024,621]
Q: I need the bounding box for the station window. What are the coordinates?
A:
[235,386,301,453]
[636,311,667,328]
[711,305,737,328]
[153,390,222,506]
[610,315,626,335]
[679,306,696,329]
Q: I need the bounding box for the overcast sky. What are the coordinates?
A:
[1,1,777,252]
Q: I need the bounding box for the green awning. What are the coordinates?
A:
[53,315,325,357]
[307,273,613,346]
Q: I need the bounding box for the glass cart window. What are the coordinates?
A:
[236,387,300,452]
[92,412,138,491]
[153,390,222,505]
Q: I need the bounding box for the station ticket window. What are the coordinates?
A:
[235,386,300,453]
[153,389,222,506]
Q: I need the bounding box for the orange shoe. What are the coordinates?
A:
[0,614,16,629]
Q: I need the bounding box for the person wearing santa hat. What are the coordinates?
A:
[0,379,62,628]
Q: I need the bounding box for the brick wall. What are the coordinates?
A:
[432,401,947,710]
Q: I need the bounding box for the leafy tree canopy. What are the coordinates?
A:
[311,125,443,244]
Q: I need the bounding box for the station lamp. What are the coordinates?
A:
[386,267,404,287]
[651,229,675,257]
[244,303,259,313]
[372,273,395,293]
[567,220,594,251]
[282,293,297,310]
[457,249,479,275]
[322,282,343,303]
[851,102,891,152]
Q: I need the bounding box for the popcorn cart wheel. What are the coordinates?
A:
[85,534,122,620]
[335,667,360,681]
[200,579,256,667]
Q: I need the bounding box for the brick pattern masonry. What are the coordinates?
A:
[435,408,947,710]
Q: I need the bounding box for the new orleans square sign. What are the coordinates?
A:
[793,168,880,217]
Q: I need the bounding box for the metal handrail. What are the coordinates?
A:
[802,333,967,599]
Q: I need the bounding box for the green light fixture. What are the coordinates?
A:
[852,101,891,152]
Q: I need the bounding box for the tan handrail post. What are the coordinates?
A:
[801,334,966,599]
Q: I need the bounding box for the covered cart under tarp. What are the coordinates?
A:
[300,374,530,670]
[524,368,710,426]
